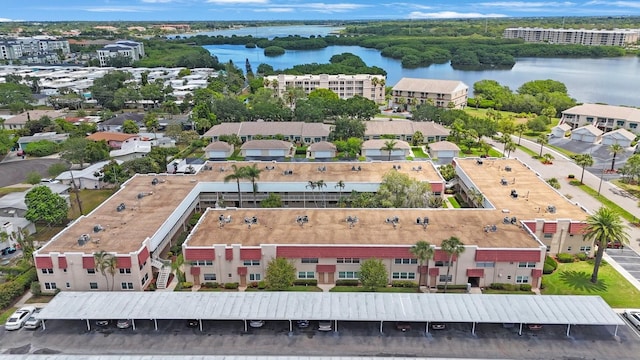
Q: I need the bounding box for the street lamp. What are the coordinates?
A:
[597,157,616,196]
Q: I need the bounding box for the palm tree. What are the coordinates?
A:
[306,181,317,207]
[583,207,629,283]
[381,139,398,161]
[609,143,623,171]
[499,133,511,157]
[504,140,517,158]
[94,251,117,291]
[474,94,483,109]
[410,241,434,291]
[315,180,327,208]
[335,180,345,200]
[574,154,594,184]
[542,153,555,164]
[515,123,527,146]
[224,165,247,208]
[536,135,548,157]
[441,236,465,293]
[243,164,262,208]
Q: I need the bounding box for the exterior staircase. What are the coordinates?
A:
[151,258,172,290]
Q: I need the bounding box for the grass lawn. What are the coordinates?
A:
[0,187,31,196]
[244,286,323,292]
[482,289,534,295]
[0,307,17,324]
[613,179,640,200]
[68,189,113,219]
[447,196,461,208]
[541,260,640,308]
[25,295,56,304]
[411,147,429,158]
[329,286,419,293]
[572,182,637,223]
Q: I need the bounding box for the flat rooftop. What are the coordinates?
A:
[187,208,540,249]
[456,158,588,221]
[201,161,442,183]
[39,174,198,254]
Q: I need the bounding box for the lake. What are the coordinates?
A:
[203,42,640,107]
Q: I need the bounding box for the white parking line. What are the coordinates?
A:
[621,314,640,338]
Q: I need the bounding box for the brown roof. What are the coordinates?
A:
[240,140,293,150]
[362,139,411,150]
[308,141,337,151]
[86,132,137,142]
[392,78,468,94]
[429,141,460,151]
[203,122,331,138]
[205,141,233,151]
[364,120,450,137]
[572,125,603,136]
[4,110,66,125]
[562,104,640,122]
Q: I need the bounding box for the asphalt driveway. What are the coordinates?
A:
[0,158,65,187]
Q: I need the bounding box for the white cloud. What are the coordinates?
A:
[305,3,369,12]
[84,7,151,13]
[206,0,269,4]
[383,2,432,10]
[586,1,640,8]
[409,11,508,19]
[478,1,575,8]
[254,7,295,12]
[0,18,22,22]
[242,2,368,13]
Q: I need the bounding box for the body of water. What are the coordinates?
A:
[204,43,640,107]
[172,25,343,40]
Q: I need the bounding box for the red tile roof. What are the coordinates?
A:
[184,248,215,261]
[58,256,67,269]
[82,256,95,269]
[116,256,132,268]
[467,268,484,277]
[531,269,543,277]
[316,264,336,272]
[240,248,261,260]
[138,247,150,264]
[569,222,587,234]
[87,132,137,142]
[475,250,540,262]
[543,222,557,233]
[428,267,440,276]
[35,256,53,269]
[237,266,247,276]
[190,267,201,275]
[523,222,536,232]
[225,248,233,261]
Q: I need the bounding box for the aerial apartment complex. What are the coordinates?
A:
[0,36,70,64]
[97,40,145,67]
[560,103,640,134]
[503,27,640,46]
[263,74,386,103]
[32,158,589,293]
[392,78,469,109]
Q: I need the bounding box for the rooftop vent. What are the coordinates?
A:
[547,205,556,214]
[283,169,293,175]
[351,165,362,172]
[393,164,402,170]
[412,165,422,171]
[296,215,309,225]
[505,166,512,172]
[500,178,508,186]
[93,224,103,233]
[77,233,90,246]
[476,159,483,165]
[346,215,359,229]
[116,203,126,212]
[265,165,276,171]
[137,191,153,199]
[317,166,326,172]
[510,189,518,198]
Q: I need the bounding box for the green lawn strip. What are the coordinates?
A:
[0,307,17,324]
[612,179,640,199]
[546,144,577,159]
[25,295,55,304]
[0,187,31,196]
[516,144,538,157]
[448,196,461,208]
[329,286,418,293]
[541,260,640,308]
[244,286,322,292]
[482,289,534,295]
[574,183,636,223]
[411,147,429,158]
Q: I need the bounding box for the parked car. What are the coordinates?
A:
[624,310,640,329]
[318,320,332,332]
[40,178,60,184]
[187,319,199,328]
[95,320,110,327]
[249,320,265,328]
[116,319,132,329]
[5,306,36,331]
[23,309,42,330]
[607,241,624,249]
[296,320,309,328]
[1,247,16,256]
[430,323,446,330]
[395,322,411,332]
[527,324,543,331]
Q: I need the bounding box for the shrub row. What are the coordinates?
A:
[543,256,558,274]
[556,253,575,263]
[489,283,532,292]
[202,282,219,289]
[247,281,268,289]
[0,268,37,310]
[436,284,468,290]
[293,279,318,286]
[335,279,359,286]
[224,282,239,289]
[391,280,418,288]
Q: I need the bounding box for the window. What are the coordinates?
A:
[141,273,149,285]
[567,246,572,251]
[41,268,53,274]
[119,268,131,274]
[301,258,318,264]
[249,273,262,281]
[44,282,56,290]
[243,260,260,266]
[204,273,217,281]
[518,262,536,268]
[338,271,360,279]
[65,282,70,288]
[337,258,360,264]
[87,268,96,274]
[394,258,418,265]
[435,261,451,267]
[438,275,452,282]
[543,233,553,238]
[475,262,495,268]
[516,276,529,284]
[89,282,98,290]
[631,123,638,129]
[121,282,134,290]
[139,260,147,271]
[392,272,416,280]
[191,260,213,266]
[579,246,591,252]
[298,272,315,279]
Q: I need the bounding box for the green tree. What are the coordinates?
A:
[144,113,160,140]
[260,193,282,208]
[410,241,434,289]
[25,171,42,185]
[536,134,548,157]
[335,180,345,201]
[441,236,465,293]
[328,117,366,141]
[504,140,516,158]
[438,164,456,181]
[94,251,118,291]
[122,120,139,134]
[94,160,128,188]
[89,70,134,110]
[359,258,388,291]
[25,140,59,157]
[411,131,424,146]
[609,143,623,171]
[583,207,629,283]
[381,139,398,161]
[377,170,430,208]
[265,257,296,290]
[25,186,69,227]
[574,154,594,184]
[224,165,247,208]
[60,137,89,167]
[305,180,317,208]
[48,162,70,177]
[244,164,262,208]
[85,140,111,164]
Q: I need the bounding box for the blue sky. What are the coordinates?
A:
[2,1,640,22]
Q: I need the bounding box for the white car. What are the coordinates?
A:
[5,306,36,331]
[249,320,265,328]
[318,320,332,332]
[23,309,42,330]
[624,310,640,329]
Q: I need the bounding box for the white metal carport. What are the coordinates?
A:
[36,292,625,336]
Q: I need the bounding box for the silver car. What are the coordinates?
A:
[23,309,42,330]
[4,306,36,331]
[624,310,640,329]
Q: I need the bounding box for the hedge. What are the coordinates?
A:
[543,263,555,274]
[335,279,359,286]
[556,253,575,263]
[544,256,558,270]
[202,282,219,289]
[576,253,588,261]
[436,284,468,290]
[520,284,532,291]
[224,282,239,289]
[391,280,418,288]
[293,279,318,286]
[0,268,37,310]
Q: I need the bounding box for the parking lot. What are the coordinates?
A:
[2,318,640,359]
[607,247,640,283]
